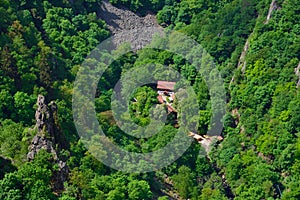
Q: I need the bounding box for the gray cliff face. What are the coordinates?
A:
[27,95,68,191]
[35,95,51,133]
[27,95,58,160]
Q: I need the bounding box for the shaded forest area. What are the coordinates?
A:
[0,0,300,200]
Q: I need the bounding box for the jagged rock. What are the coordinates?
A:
[35,95,50,133]
[28,95,57,160]
[27,95,68,191]
[295,62,300,88]
[26,151,35,160]
[34,95,58,141]
[32,135,40,145]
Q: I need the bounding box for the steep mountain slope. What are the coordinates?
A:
[0,0,299,200]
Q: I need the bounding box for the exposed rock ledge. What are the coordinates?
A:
[265,0,280,24]
[27,95,59,160]
[27,95,68,191]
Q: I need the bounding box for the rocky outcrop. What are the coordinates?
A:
[27,95,68,191]
[230,34,251,85]
[35,95,58,142]
[237,35,251,74]
[265,0,280,24]
[98,0,163,50]
[231,0,280,86]
[295,62,300,88]
[27,95,59,160]
[27,135,58,160]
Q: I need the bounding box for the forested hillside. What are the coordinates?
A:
[0,0,299,200]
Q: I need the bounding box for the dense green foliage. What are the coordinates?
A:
[0,0,300,199]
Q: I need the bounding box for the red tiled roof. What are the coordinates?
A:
[157,81,176,91]
[157,95,164,104]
